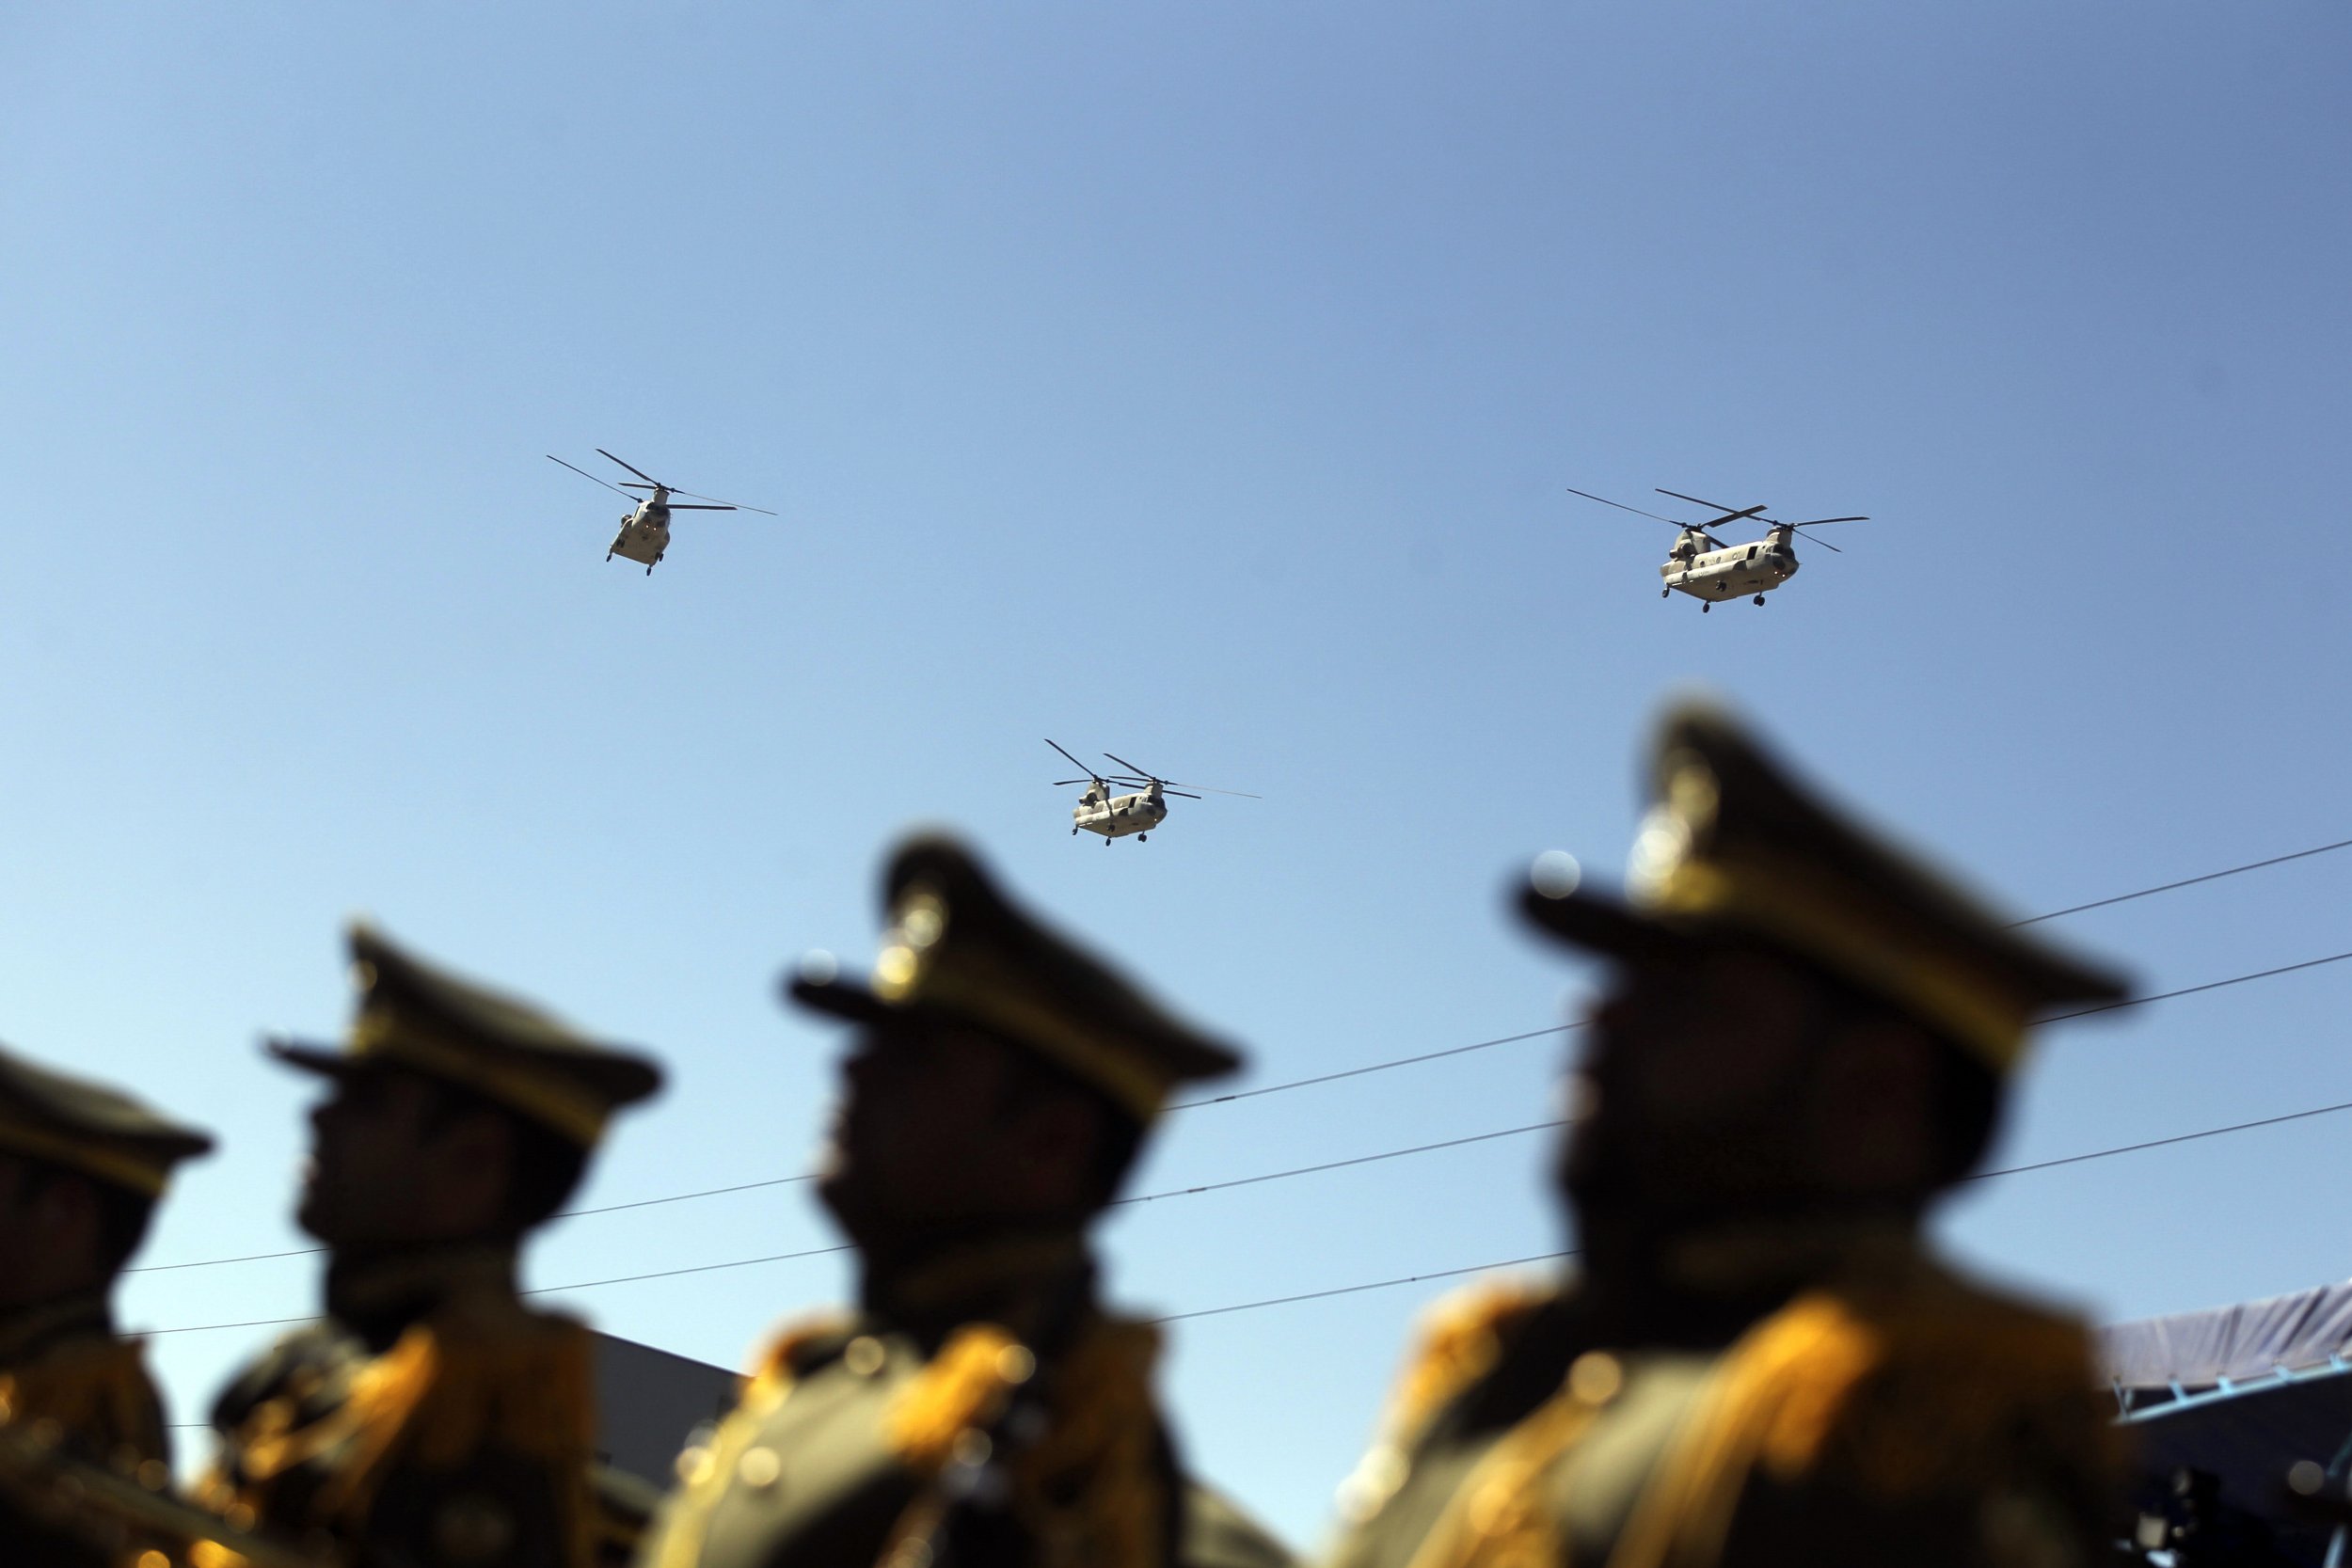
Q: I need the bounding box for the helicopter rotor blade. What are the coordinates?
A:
[548,454,640,499]
[1101,752,1157,784]
[596,449,663,486]
[1791,528,1845,554]
[665,503,737,511]
[1102,752,1261,798]
[1657,490,1768,528]
[1045,738,1097,777]
[1565,486,1690,529]
[1052,777,1104,787]
[671,488,780,516]
[1655,488,1741,515]
[1104,777,1203,800]
[1138,779,1262,799]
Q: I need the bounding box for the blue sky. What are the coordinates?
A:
[4,0,2349,1547]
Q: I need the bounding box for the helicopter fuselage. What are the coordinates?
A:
[1661,528,1801,605]
[610,497,671,568]
[1073,785,1168,840]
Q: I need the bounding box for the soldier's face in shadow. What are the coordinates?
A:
[1560,943,1836,1239]
[818,1020,1105,1247]
[297,1067,516,1246]
[0,1155,113,1307]
[1560,942,1950,1250]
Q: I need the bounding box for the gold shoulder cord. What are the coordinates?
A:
[878,1318,1168,1568]
[1606,1287,2098,1568]
[1394,1382,1608,1568]
[216,1319,601,1568]
[1602,1294,1883,1568]
[650,1318,845,1568]
[1391,1293,1880,1568]
[0,1338,167,1464]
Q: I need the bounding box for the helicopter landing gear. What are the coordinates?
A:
[1137,833,1147,843]
[605,552,613,562]
[1754,594,1765,606]
[1661,588,1670,598]
[1702,601,1711,613]
[645,564,654,576]
[1104,837,1111,847]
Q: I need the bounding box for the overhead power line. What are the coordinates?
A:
[2011,836,2352,927]
[1169,1026,1575,1111]
[1152,1251,1578,1323]
[128,934,2352,1281]
[140,1081,2352,1337]
[2049,948,2352,1022]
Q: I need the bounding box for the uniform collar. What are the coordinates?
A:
[860,1229,1092,1347]
[1571,1212,1924,1348]
[0,1291,114,1368]
[325,1242,519,1352]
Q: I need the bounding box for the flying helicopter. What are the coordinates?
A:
[1045,739,1260,846]
[1566,486,1872,610]
[548,449,778,575]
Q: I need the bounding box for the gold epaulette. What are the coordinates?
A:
[223,1311,597,1567]
[884,1317,1168,1568]
[745,1311,858,1402]
[1380,1278,1555,1441]
[0,1335,167,1468]
[1608,1282,2110,1568]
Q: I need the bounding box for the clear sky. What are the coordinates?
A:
[4,0,2349,1549]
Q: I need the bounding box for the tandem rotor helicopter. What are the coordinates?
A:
[548,449,778,575]
[1046,740,1259,846]
[1566,486,1875,611]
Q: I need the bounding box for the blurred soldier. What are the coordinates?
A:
[1327,703,2133,1568]
[200,922,663,1568]
[637,833,1291,1568]
[0,1044,213,1564]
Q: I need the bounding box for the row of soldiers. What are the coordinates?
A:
[4,703,2152,1568]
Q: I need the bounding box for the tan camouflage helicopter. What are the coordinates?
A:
[1046,739,1259,846]
[548,449,777,575]
[1568,485,1872,611]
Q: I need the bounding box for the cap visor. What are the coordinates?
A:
[784,974,897,1025]
[1518,885,1698,968]
[263,1038,356,1076]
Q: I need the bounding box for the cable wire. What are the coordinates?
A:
[2010,836,2352,927]
[126,934,2352,1280]
[1152,1251,1578,1323]
[2049,948,2352,1021]
[137,1078,2352,1335]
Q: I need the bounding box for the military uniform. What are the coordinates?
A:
[637,835,1293,1568]
[0,1044,214,1564]
[199,922,662,1568]
[1327,704,2133,1568]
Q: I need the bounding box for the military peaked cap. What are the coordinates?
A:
[0,1043,214,1198]
[269,921,663,1147]
[787,832,1243,1122]
[1520,699,2131,1073]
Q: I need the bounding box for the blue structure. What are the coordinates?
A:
[2103,1281,2352,1565]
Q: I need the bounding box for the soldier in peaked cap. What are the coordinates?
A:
[199,921,663,1568]
[637,832,1292,1568]
[1327,701,2135,1568]
[0,1045,212,1564]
